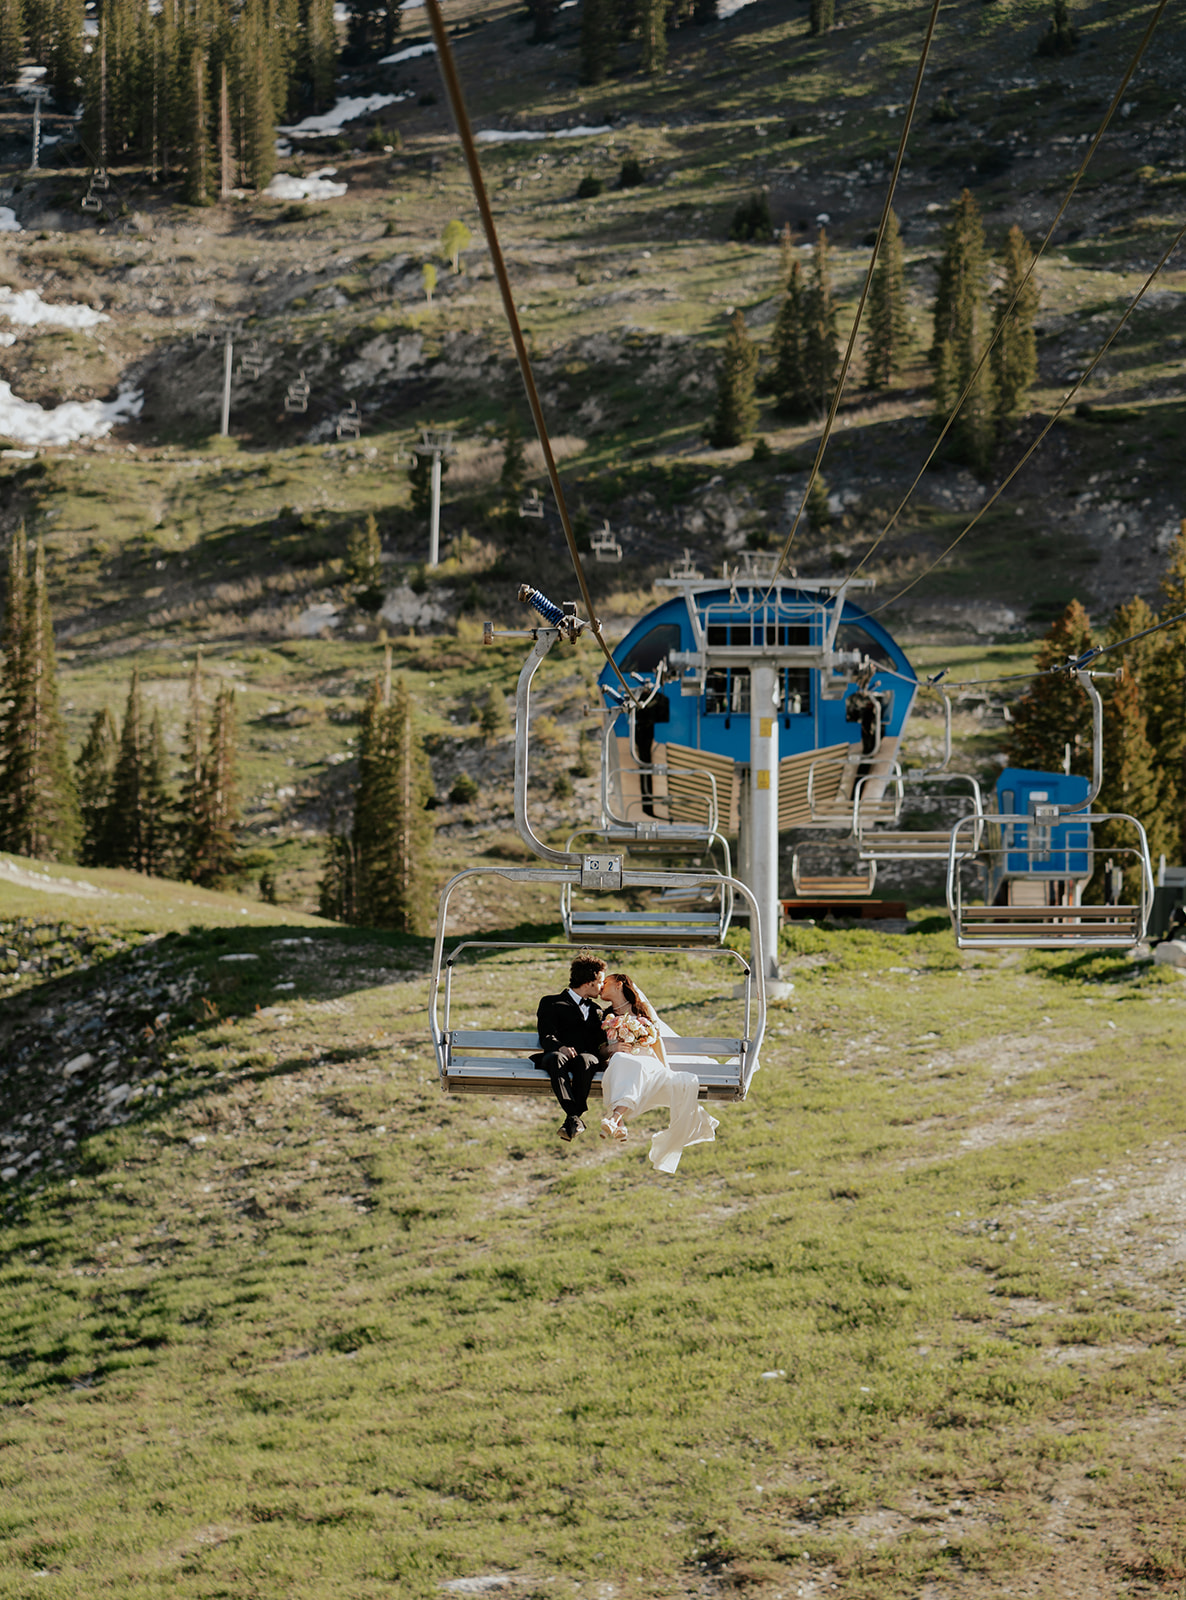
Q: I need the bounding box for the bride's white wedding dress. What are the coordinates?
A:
[601,1018,719,1175]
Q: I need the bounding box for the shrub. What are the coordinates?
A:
[577,174,604,199]
[449,773,480,804]
[730,190,771,242]
[931,91,959,123]
[751,436,773,462]
[552,773,574,798]
[618,157,645,188]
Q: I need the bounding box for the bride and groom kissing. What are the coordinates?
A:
[531,953,719,1175]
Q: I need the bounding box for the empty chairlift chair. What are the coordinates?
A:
[947,673,1153,949]
[285,372,310,414]
[560,829,734,945]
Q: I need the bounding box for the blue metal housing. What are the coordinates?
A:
[597,583,918,762]
[995,768,1093,879]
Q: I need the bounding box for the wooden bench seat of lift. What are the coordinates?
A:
[792,874,877,898]
[564,909,724,945]
[957,903,1142,941]
[859,830,956,860]
[443,1030,748,1099]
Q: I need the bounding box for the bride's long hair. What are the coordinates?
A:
[611,973,657,1025]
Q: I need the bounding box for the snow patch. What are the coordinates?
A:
[279,93,407,137]
[264,167,348,201]
[0,207,21,233]
[0,856,106,898]
[289,601,341,636]
[379,40,436,64]
[474,123,613,144]
[0,286,109,329]
[0,383,142,447]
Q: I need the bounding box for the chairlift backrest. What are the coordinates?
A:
[519,489,545,519]
[285,370,310,414]
[336,400,361,440]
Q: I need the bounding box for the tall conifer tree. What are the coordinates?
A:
[1097,669,1166,901]
[76,705,118,867]
[580,0,615,84]
[802,226,839,417]
[710,310,759,448]
[352,669,433,932]
[0,536,79,861]
[1147,522,1186,858]
[1007,600,1095,777]
[0,0,24,88]
[931,189,996,470]
[864,208,908,391]
[772,258,810,417]
[991,224,1039,427]
[640,0,666,73]
[100,670,170,874]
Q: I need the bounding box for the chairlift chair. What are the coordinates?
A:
[519,488,545,519]
[790,842,877,899]
[591,519,623,564]
[285,370,310,414]
[336,400,362,441]
[858,692,984,861]
[80,188,102,213]
[668,548,704,582]
[428,582,768,1100]
[946,671,1154,949]
[238,343,263,380]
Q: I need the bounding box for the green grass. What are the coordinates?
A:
[2,896,1185,1598]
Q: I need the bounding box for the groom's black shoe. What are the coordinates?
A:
[559,1115,582,1142]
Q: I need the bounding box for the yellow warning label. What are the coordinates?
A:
[759,717,774,738]
[756,770,770,790]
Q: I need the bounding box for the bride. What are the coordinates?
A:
[598,972,719,1175]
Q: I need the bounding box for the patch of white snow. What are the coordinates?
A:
[0,383,143,447]
[0,286,109,329]
[379,40,435,63]
[278,93,407,137]
[264,167,348,201]
[0,207,21,233]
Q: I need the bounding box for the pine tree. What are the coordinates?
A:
[354,674,432,932]
[180,39,212,206]
[0,0,25,89]
[808,0,833,34]
[346,512,383,588]
[1097,669,1167,902]
[1146,522,1186,859]
[580,0,615,84]
[478,684,510,743]
[300,0,339,107]
[1007,600,1095,776]
[1036,0,1077,56]
[1099,596,1176,883]
[710,310,759,448]
[143,707,172,874]
[345,0,398,59]
[527,0,555,42]
[500,415,527,504]
[76,705,118,867]
[640,0,666,73]
[46,0,83,106]
[100,669,153,872]
[0,524,30,846]
[318,826,357,920]
[185,685,240,886]
[864,208,908,391]
[931,189,996,471]
[772,258,811,417]
[0,536,79,861]
[802,226,839,417]
[991,224,1039,427]
[178,650,206,879]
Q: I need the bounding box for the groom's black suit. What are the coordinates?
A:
[532,991,606,1119]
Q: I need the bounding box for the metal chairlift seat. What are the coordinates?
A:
[946,674,1155,950]
[779,744,903,833]
[790,842,877,899]
[433,924,761,1101]
[948,807,1152,949]
[239,344,263,380]
[285,371,310,414]
[519,488,545,519]
[591,520,623,563]
[336,400,362,441]
[858,774,984,862]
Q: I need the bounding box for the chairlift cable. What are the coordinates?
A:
[839,0,1171,589]
[860,220,1186,619]
[423,0,641,705]
[757,0,944,605]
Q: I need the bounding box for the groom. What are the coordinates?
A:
[532,954,607,1143]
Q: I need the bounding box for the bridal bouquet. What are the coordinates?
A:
[604,1010,658,1050]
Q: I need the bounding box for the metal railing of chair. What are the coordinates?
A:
[599,719,722,835]
[945,811,1153,949]
[561,828,734,942]
[804,754,902,832]
[429,873,767,1099]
